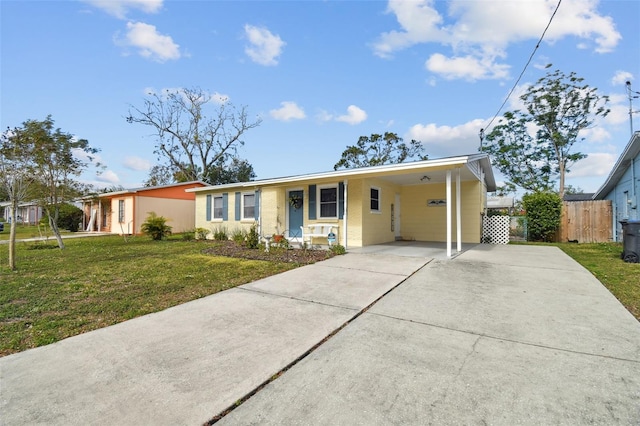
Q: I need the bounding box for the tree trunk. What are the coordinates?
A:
[48,212,65,249]
[558,160,566,200]
[8,199,18,270]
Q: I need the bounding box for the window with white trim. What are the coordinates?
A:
[242,193,255,220]
[319,185,338,218]
[213,195,224,219]
[118,200,125,223]
[370,187,381,212]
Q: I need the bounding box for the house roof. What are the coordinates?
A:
[593,132,640,199]
[84,180,208,199]
[487,196,514,209]
[186,153,496,193]
[563,193,595,202]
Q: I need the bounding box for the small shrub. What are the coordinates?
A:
[140,212,172,241]
[245,223,260,249]
[329,244,346,255]
[42,203,83,232]
[212,226,228,241]
[195,227,210,240]
[231,228,246,244]
[181,230,196,241]
[522,192,562,242]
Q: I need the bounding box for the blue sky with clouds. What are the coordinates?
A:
[2,0,639,193]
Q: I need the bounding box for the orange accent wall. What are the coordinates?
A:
[135,183,206,200]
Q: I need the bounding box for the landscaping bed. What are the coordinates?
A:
[202,240,335,264]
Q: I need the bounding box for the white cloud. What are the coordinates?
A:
[407,118,486,157]
[118,21,181,62]
[336,105,368,125]
[244,24,286,66]
[373,0,621,81]
[96,170,120,184]
[270,101,306,121]
[611,70,634,86]
[567,153,616,178]
[425,53,509,81]
[123,156,152,171]
[83,0,163,19]
[605,93,630,126]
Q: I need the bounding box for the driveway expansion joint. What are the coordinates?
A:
[205,259,433,424]
[236,286,359,312]
[368,312,640,365]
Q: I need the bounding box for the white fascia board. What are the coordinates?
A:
[593,132,640,199]
[186,154,486,193]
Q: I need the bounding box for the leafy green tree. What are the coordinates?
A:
[140,212,172,240]
[10,116,100,249]
[482,65,609,197]
[1,127,36,269]
[204,157,256,184]
[334,132,428,170]
[127,87,261,185]
[522,192,562,242]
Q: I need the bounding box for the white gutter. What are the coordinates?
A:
[186,154,493,193]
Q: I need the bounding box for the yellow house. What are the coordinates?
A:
[187,154,496,257]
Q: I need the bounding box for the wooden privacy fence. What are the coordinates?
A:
[557,200,612,243]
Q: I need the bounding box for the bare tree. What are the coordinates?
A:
[127,87,262,184]
[1,127,35,270]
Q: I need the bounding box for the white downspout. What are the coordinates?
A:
[456,168,462,253]
[343,180,348,249]
[446,170,452,258]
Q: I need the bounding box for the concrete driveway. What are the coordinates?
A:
[220,244,640,425]
[1,244,639,425]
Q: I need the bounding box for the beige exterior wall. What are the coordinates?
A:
[195,189,263,237]
[400,180,482,243]
[357,178,402,246]
[110,196,134,234]
[135,196,197,234]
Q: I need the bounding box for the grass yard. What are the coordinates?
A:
[0,235,303,356]
[0,224,71,241]
[555,242,640,321]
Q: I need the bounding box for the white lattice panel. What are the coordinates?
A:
[482,215,510,244]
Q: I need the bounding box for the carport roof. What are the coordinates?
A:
[186,153,496,192]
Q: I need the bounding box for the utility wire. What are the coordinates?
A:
[483,0,563,134]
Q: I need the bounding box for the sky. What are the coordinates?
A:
[2,0,639,194]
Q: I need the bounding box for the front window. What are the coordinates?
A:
[242,193,255,219]
[319,186,338,218]
[118,200,125,223]
[213,196,223,219]
[370,187,380,212]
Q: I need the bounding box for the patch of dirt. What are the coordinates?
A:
[202,240,335,265]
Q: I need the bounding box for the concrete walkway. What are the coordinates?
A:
[2,244,639,425]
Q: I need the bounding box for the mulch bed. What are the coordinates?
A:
[201,240,335,265]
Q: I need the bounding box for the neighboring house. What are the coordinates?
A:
[593,131,640,242]
[187,154,496,257]
[82,181,208,235]
[0,201,44,225]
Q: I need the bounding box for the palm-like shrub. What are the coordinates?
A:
[140,212,172,240]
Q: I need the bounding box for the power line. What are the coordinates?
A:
[481,0,563,140]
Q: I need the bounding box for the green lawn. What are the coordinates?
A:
[0,223,72,241]
[0,235,299,356]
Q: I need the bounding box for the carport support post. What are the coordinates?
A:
[457,167,461,253]
[446,170,452,258]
